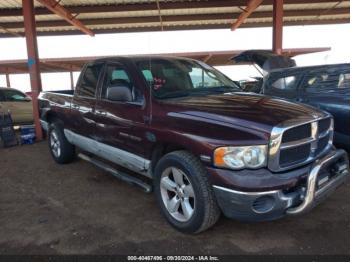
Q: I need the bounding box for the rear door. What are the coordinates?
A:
[70,62,104,138]
[1,89,33,124]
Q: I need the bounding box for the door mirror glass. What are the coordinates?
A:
[106,85,132,102]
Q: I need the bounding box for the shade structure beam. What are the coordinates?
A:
[22,0,43,140]
[231,0,264,31]
[273,0,284,54]
[36,0,94,36]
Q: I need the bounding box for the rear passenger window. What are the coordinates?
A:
[77,64,103,98]
[303,69,350,92]
[338,73,350,89]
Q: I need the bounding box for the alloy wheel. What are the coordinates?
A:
[50,131,61,158]
[160,167,195,222]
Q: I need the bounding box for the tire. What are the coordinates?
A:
[154,150,221,234]
[48,121,75,164]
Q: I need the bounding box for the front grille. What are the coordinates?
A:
[269,116,333,172]
[280,144,311,167]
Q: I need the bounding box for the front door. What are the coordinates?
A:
[94,62,148,160]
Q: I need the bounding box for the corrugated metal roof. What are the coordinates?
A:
[0,0,349,37]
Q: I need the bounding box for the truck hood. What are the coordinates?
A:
[162,92,323,134]
[231,50,296,72]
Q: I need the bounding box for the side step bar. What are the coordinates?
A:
[78,153,152,193]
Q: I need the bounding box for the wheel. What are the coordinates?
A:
[48,121,75,164]
[154,150,220,234]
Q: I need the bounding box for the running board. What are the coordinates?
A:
[78,153,152,193]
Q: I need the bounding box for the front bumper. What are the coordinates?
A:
[212,149,349,221]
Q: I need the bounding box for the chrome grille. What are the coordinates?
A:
[269,116,334,172]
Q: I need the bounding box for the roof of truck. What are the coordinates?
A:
[92,55,197,62]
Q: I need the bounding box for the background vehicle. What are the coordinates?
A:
[39,56,349,233]
[232,51,350,148]
[0,87,33,125]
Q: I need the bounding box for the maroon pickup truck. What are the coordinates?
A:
[39,56,349,233]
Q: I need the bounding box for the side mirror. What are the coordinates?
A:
[106,85,132,102]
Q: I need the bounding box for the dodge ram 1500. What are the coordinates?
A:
[39,56,349,233]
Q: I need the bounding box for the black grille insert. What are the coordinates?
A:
[319,118,331,134]
[282,123,311,143]
[280,144,311,167]
[315,134,330,155]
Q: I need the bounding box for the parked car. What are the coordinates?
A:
[232,50,350,149]
[38,56,349,233]
[0,87,33,124]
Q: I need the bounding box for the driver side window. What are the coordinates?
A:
[102,64,142,102]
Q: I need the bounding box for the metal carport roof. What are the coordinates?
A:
[0,0,350,37]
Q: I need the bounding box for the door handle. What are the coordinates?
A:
[72,104,80,109]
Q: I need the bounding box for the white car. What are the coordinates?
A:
[0,87,33,124]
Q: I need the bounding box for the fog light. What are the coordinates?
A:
[252,195,275,214]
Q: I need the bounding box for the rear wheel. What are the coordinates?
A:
[48,122,75,164]
[154,150,220,234]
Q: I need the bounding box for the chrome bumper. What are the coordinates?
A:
[212,149,349,222]
[287,149,349,215]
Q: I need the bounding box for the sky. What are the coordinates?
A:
[0,23,350,92]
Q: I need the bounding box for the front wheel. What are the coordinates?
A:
[154,151,220,234]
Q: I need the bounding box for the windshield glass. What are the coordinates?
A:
[136,58,240,99]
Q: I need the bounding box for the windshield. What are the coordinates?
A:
[136,58,240,99]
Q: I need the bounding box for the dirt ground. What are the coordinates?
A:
[1,141,350,255]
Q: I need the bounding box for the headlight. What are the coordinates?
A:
[214,145,267,170]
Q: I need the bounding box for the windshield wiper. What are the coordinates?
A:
[156,90,191,99]
[193,86,240,94]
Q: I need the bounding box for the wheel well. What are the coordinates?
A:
[150,143,188,172]
[46,112,62,125]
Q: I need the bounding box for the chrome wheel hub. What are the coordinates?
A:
[160,167,195,222]
[50,131,61,158]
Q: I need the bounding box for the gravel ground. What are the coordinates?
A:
[1,141,350,255]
